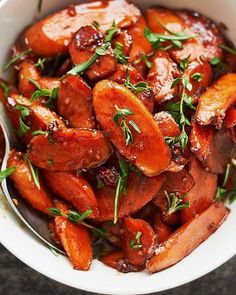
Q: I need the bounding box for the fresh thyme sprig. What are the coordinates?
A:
[124,68,150,94]
[49,208,107,236]
[165,191,190,215]
[15,104,30,137]
[130,231,143,249]
[24,155,40,189]
[0,167,15,182]
[113,42,129,64]
[3,49,32,72]
[133,52,154,69]
[34,58,46,70]
[113,105,141,146]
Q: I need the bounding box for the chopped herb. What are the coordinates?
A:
[18,117,30,137]
[49,208,107,236]
[105,21,119,43]
[3,49,32,72]
[34,58,46,70]
[124,68,150,94]
[144,27,196,52]
[130,231,143,249]
[0,167,15,182]
[15,105,30,119]
[24,155,40,189]
[219,43,236,56]
[133,52,154,69]
[114,159,129,224]
[165,191,190,214]
[210,57,225,70]
[114,42,129,64]
[192,72,204,82]
[179,56,190,71]
[31,130,48,136]
[92,21,100,29]
[113,105,140,146]
[0,81,10,98]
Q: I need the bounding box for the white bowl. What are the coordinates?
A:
[0,0,236,294]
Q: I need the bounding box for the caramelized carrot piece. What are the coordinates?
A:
[95,172,164,221]
[195,73,236,127]
[153,212,173,244]
[123,216,156,266]
[145,7,205,63]
[147,50,180,104]
[154,111,180,137]
[225,106,236,128]
[7,150,53,215]
[43,170,99,218]
[69,26,117,81]
[93,80,170,176]
[146,202,229,273]
[27,128,111,170]
[127,16,153,77]
[112,30,132,57]
[178,10,224,61]
[24,0,140,57]
[181,157,217,223]
[54,216,92,270]
[100,251,143,272]
[58,75,95,128]
[108,64,154,112]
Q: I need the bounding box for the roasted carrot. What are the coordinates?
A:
[44,170,99,218]
[93,80,170,176]
[195,73,236,128]
[181,157,217,223]
[123,216,156,266]
[154,111,180,137]
[147,50,180,104]
[112,30,132,57]
[146,202,229,273]
[95,172,164,222]
[153,211,173,244]
[108,64,154,112]
[7,150,53,215]
[24,0,140,57]
[224,106,236,128]
[58,74,95,128]
[27,128,111,170]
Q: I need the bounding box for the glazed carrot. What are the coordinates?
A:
[100,251,143,272]
[145,7,205,63]
[147,50,180,104]
[54,216,92,270]
[154,111,180,137]
[195,73,236,127]
[127,16,153,77]
[153,212,173,244]
[178,10,224,61]
[181,157,217,223]
[112,30,132,57]
[27,128,111,170]
[44,170,99,218]
[58,75,95,128]
[108,64,154,112]
[146,202,229,273]
[224,107,236,128]
[7,150,53,215]
[69,26,117,81]
[24,0,140,57]
[93,80,170,176]
[123,216,156,266]
[95,172,164,221]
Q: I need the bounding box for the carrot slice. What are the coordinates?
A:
[24,0,140,57]
[44,170,99,218]
[225,106,236,128]
[147,50,180,104]
[108,64,154,112]
[146,201,229,273]
[55,216,92,270]
[100,251,143,272]
[123,216,156,266]
[153,211,173,244]
[93,80,170,176]
[95,172,164,222]
[7,150,53,215]
[154,111,180,137]
[181,157,217,223]
[195,73,236,127]
[58,75,95,129]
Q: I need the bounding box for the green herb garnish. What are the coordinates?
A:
[15,105,30,137]
[34,58,46,70]
[219,43,236,56]
[133,52,154,69]
[3,49,32,72]
[192,72,204,82]
[114,42,129,64]
[24,155,40,189]
[165,191,190,214]
[130,231,143,249]
[0,81,10,98]
[124,68,150,94]
[0,167,15,182]
[105,20,119,43]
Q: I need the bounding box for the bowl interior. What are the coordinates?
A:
[0,0,236,294]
